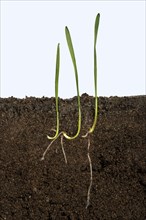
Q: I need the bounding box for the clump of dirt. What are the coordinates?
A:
[0,94,146,220]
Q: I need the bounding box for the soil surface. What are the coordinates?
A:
[0,94,146,220]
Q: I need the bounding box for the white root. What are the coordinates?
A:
[41,132,67,164]
[86,136,93,209]
[40,137,58,161]
[61,134,68,164]
[41,129,93,209]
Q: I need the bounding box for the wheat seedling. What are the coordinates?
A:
[41,44,67,163]
[82,13,100,209]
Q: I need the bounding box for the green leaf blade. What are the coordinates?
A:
[63,27,81,140]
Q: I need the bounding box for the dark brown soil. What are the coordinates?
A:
[0,94,146,220]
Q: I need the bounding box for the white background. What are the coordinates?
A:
[1,1,145,98]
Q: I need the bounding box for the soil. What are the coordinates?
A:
[0,94,146,220]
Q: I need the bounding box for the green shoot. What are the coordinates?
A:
[89,13,100,134]
[84,13,100,135]
[62,27,81,140]
[47,43,60,140]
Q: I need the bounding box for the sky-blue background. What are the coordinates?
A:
[1,1,145,98]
